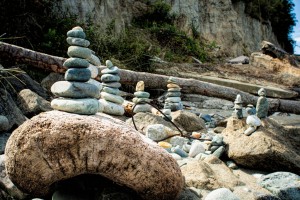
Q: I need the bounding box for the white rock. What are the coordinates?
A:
[246,115,261,126]
[205,188,240,200]
[170,153,182,160]
[87,64,99,78]
[146,124,169,142]
[169,136,189,148]
[87,54,101,66]
[189,141,205,158]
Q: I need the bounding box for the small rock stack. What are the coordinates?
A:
[133,81,151,113]
[99,60,125,115]
[232,94,243,119]
[51,26,100,115]
[163,77,183,119]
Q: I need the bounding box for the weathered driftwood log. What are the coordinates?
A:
[1,41,299,114]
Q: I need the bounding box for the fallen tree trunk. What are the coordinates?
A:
[0,41,299,114]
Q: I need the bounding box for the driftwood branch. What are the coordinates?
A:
[0,41,299,114]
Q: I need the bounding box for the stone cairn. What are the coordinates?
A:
[51,26,100,115]
[163,77,183,119]
[99,60,125,115]
[232,94,243,119]
[244,106,261,136]
[133,81,151,113]
[256,88,269,118]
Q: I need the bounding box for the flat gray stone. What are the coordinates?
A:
[168,88,181,92]
[0,115,9,132]
[51,81,100,98]
[133,104,151,113]
[99,99,124,116]
[86,54,101,66]
[101,74,120,82]
[166,91,181,97]
[101,66,119,74]
[101,92,124,104]
[67,46,92,59]
[102,87,120,95]
[166,97,181,103]
[65,68,91,82]
[67,29,86,39]
[51,98,99,115]
[63,58,89,68]
[132,97,151,104]
[66,37,90,47]
[102,82,121,89]
[134,91,150,98]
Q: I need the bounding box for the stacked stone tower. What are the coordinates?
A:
[133,81,151,113]
[51,26,100,115]
[164,77,183,111]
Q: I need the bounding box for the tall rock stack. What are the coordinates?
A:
[133,81,151,113]
[99,60,125,115]
[164,77,183,111]
[51,26,100,115]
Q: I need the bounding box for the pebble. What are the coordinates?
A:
[87,54,101,66]
[132,97,151,104]
[191,132,201,139]
[246,115,261,126]
[212,146,225,158]
[102,82,121,88]
[51,98,99,115]
[226,161,238,169]
[64,68,91,82]
[102,87,120,95]
[101,66,119,74]
[67,46,92,59]
[63,57,90,68]
[133,104,151,113]
[168,88,181,92]
[101,92,124,104]
[145,124,169,141]
[105,60,114,68]
[158,141,172,149]
[67,29,86,39]
[167,83,180,88]
[200,114,212,122]
[166,91,181,97]
[211,135,224,146]
[99,99,125,116]
[170,153,182,160]
[189,141,205,158]
[51,81,100,99]
[135,81,145,91]
[87,77,103,91]
[165,97,181,103]
[171,145,188,158]
[101,74,120,82]
[169,136,189,148]
[66,37,90,47]
[87,64,99,79]
[134,91,150,98]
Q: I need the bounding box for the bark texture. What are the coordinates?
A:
[5,110,184,200]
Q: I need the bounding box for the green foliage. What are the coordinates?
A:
[231,0,296,53]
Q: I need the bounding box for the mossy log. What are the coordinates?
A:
[1,41,299,114]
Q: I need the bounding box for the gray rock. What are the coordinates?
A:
[254,193,281,200]
[101,74,120,82]
[258,172,300,200]
[256,96,268,118]
[211,135,224,146]
[17,89,52,117]
[166,91,181,97]
[212,146,225,158]
[0,115,9,132]
[165,102,183,111]
[101,66,119,74]
[132,97,151,104]
[51,81,100,99]
[145,124,169,141]
[200,114,212,122]
[172,110,207,132]
[63,57,90,68]
[102,86,120,95]
[51,98,99,115]
[86,79,102,93]
[87,64,99,79]
[66,37,90,47]
[102,82,121,88]
[228,56,249,64]
[169,136,189,148]
[133,104,151,113]
[86,54,101,66]
[166,97,181,103]
[134,91,150,98]
[188,141,205,158]
[205,188,240,200]
[41,72,64,92]
[67,29,86,39]
[101,92,124,104]
[99,99,125,116]
[67,46,92,59]
[64,68,91,82]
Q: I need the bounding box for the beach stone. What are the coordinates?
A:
[172,110,206,132]
[133,104,151,113]
[135,81,145,91]
[212,146,225,158]
[66,37,90,47]
[101,74,120,82]
[167,76,177,83]
[256,88,269,118]
[67,46,92,59]
[170,153,182,160]
[65,68,91,82]
[258,172,300,200]
[86,79,102,92]
[166,91,181,97]
[51,98,99,115]
[5,111,184,200]
[101,92,124,104]
[87,54,101,66]
[99,99,124,116]
[0,115,9,132]
[169,136,189,148]
[132,97,151,104]
[63,58,90,68]
[167,83,180,88]
[101,66,119,74]
[87,64,99,79]
[51,81,100,99]
[189,141,205,158]
[178,187,201,200]
[167,102,183,111]
[134,91,150,98]
[171,146,188,158]
[165,97,181,103]
[168,88,181,92]
[105,60,114,68]
[205,188,240,200]
[145,124,170,142]
[67,29,86,39]
[102,82,121,88]
[211,135,224,146]
[158,141,172,149]
[102,87,120,95]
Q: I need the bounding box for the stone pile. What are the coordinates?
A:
[132,81,151,113]
[232,94,243,119]
[51,26,100,115]
[244,106,261,136]
[256,88,269,118]
[99,60,124,115]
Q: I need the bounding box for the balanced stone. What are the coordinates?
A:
[133,104,151,113]
[168,88,181,92]
[67,46,92,59]
[106,60,114,68]
[87,64,99,79]
[102,82,121,88]
[101,74,120,82]
[167,76,177,84]
[101,66,119,74]
[51,81,100,99]
[63,58,90,68]
[87,79,102,96]
[132,97,151,104]
[102,87,120,95]
[64,68,91,82]
[87,54,101,66]
[167,83,180,88]
[134,91,150,98]
[99,99,125,115]
[256,88,269,118]
[166,91,181,97]
[136,81,145,91]
[101,92,124,104]
[67,28,86,39]
[66,37,90,47]
[51,98,99,115]
[165,97,181,103]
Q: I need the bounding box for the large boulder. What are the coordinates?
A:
[5,111,184,200]
[222,117,300,174]
[171,110,207,132]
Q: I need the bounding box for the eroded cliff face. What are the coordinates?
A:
[57,0,279,57]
